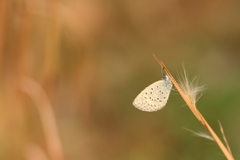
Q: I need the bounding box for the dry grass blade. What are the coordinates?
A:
[218,121,232,156]
[25,144,49,160]
[20,77,64,160]
[153,55,234,160]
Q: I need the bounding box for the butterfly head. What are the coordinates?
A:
[162,74,172,84]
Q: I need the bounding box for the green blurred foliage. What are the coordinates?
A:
[0,0,240,160]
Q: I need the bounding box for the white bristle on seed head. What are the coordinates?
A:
[133,75,172,112]
[178,68,205,105]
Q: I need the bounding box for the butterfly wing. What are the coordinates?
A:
[133,80,172,112]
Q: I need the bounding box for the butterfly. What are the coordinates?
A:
[133,74,172,112]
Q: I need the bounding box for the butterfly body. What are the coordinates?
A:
[133,75,172,112]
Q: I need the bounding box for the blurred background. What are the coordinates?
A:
[1,0,240,160]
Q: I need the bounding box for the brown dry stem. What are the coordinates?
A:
[153,55,234,160]
[20,77,64,160]
[218,121,232,156]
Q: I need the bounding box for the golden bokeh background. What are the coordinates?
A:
[1,0,240,160]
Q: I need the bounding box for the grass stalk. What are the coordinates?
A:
[20,77,64,160]
[153,55,234,160]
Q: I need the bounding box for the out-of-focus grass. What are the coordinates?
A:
[0,0,240,160]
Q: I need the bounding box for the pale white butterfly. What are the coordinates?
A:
[133,74,172,112]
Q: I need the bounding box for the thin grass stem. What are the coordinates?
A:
[153,54,234,160]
